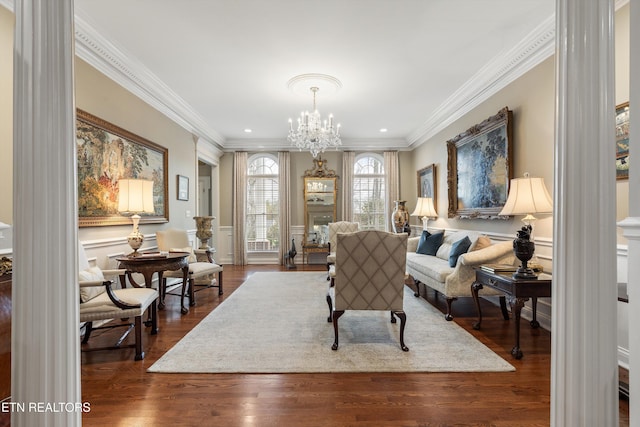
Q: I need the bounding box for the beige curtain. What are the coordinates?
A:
[384,151,400,232]
[278,151,291,265]
[341,151,355,221]
[233,151,247,265]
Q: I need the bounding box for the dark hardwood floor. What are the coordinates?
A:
[80,264,629,426]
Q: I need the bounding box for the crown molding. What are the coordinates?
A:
[407,14,556,147]
[222,137,409,153]
[73,14,226,149]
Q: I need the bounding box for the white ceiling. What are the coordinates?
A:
[6,1,559,151]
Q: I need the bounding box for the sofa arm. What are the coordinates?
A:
[458,240,514,266]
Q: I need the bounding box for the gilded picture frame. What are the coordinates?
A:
[416,164,437,211]
[76,109,169,227]
[447,107,513,219]
[616,102,629,180]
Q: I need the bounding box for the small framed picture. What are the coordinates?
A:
[177,175,189,201]
[417,164,437,211]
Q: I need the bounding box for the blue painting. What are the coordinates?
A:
[447,107,513,219]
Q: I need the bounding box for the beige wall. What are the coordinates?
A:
[0,6,13,225]
[74,59,198,242]
[409,56,556,240]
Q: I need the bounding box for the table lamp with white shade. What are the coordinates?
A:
[499,173,553,279]
[411,197,438,231]
[118,179,155,257]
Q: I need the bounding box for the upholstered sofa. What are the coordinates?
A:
[406,230,515,321]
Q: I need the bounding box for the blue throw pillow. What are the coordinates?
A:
[416,230,431,253]
[449,236,472,267]
[417,231,444,256]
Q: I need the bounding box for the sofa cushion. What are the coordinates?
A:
[469,235,491,252]
[406,252,454,282]
[436,231,475,260]
[449,236,472,267]
[416,231,444,255]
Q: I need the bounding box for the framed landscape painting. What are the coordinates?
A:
[76,109,169,227]
[616,102,629,180]
[417,164,437,211]
[446,107,513,219]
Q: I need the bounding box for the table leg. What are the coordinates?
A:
[471,281,483,330]
[149,299,158,335]
[508,296,528,359]
[156,271,166,310]
[530,297,540,328]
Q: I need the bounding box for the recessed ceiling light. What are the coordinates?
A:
[379,128,388,133]
[244,129,252,133]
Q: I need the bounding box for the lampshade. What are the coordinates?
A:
[499,174,552,217]
[411,197,437,218]
[118,179,155,214]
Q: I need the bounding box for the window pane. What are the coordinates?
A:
[246,155,279,252]
[352,155,386,231]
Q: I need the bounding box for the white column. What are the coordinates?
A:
[552,0,619,426]
[619,0,640,425]
[12,1,80,426]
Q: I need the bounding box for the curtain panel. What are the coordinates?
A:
[233,151,247,265]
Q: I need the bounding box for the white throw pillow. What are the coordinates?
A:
[79,266,105,303]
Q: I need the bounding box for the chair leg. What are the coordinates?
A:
[218,271,223,295]
[331,310,345,350]
[82,322,93,344]
[150,300,158,335]
[134,315,144,361]
[393,311,409,352]
[326,294,333,322]
[189,277,196,307]
[390,311,397,323]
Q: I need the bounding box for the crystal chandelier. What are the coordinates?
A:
[287,86,341,158]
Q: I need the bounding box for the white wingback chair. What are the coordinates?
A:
[327,230,409,351]
[79,243,158,361]
[156,229,223,313]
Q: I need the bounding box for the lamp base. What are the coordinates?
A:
[512,267,537,280]
[127,214,144,257]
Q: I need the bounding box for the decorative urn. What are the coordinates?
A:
[512,225,537,279]
[193,216,215,249]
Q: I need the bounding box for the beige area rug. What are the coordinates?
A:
[148,272,515,373]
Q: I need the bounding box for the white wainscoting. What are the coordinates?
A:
[3,226,630,368]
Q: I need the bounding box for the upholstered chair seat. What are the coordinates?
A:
[326,230,409,351]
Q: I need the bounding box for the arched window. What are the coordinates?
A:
[247,154,279,252]
[352,153,386,230]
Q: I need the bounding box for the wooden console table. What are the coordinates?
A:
[302,243,329,265]
[471,268,552,359]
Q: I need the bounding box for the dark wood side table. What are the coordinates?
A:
[116,253,190,314]
[302,243,329,265]
[471,268,552,359]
